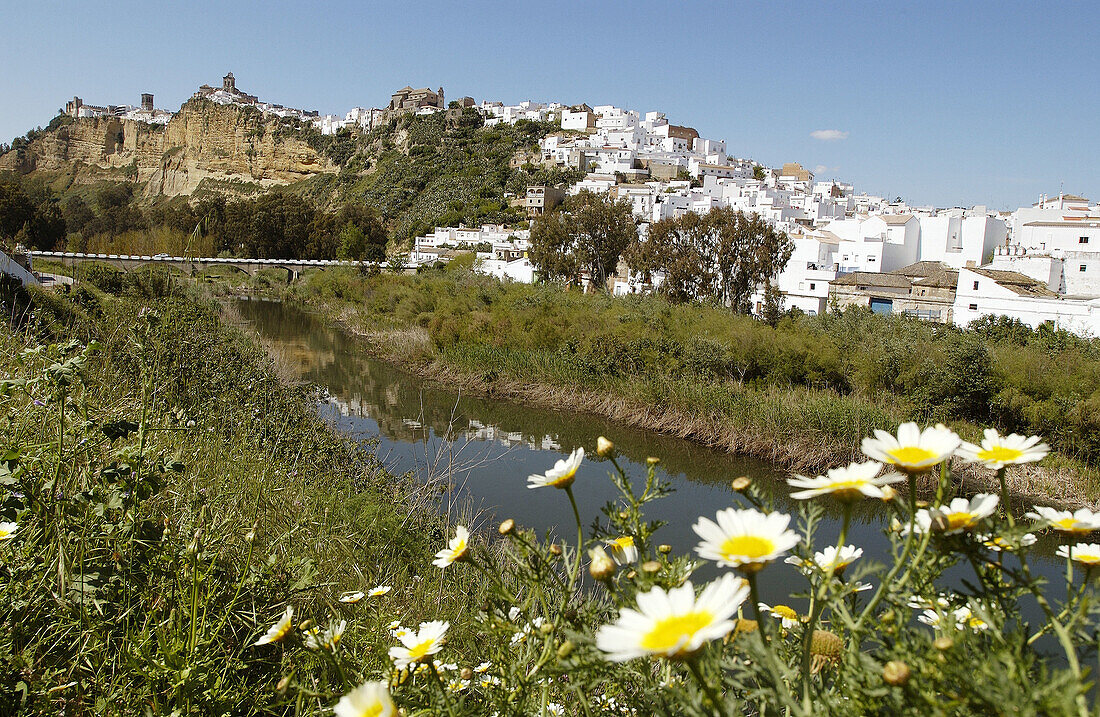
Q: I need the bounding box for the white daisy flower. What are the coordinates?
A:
[388,620,449,669]
[527,447,584,490]
[917,609,946,628]
[784,544,864,575]
[0,522,18,540]
[907,494,999,535]
[334,680,394,717]
[432,526,470,568]
[953,606,990,632]
[758,603,801,629]
[606,536,639,565]
[861,422,960,474]
[254,605,293,646]
[339,591,365,604]
[692,508,800,574]
[1056,543,1100,567]
[473,661,492,673]
[787,461,902,501]
[305,620,346,651]
[957,429,1049,470]
[368,585,392,597]
[595,573,749,661]
[975,533,1037,552]
[1026,507,1100,534]
[907,594,951,610]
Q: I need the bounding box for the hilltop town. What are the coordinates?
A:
[8,73,1100,337]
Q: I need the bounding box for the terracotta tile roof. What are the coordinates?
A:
[832,272,911,288]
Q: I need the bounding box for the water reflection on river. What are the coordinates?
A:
[234,297,1064,611]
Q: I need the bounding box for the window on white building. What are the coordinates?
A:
[972,281,979,290]
[1081,237,1089,244]
[1081,265,1087,272]
[809,283,816,290]
[969,303,978,310]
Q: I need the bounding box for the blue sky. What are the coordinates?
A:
[1,0,1096,209]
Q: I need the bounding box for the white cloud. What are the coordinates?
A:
[810,129,849,141]
[814,165,828,174]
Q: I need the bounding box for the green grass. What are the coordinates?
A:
[0,278,490,713]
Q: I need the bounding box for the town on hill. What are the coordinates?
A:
[2,72,1098,336]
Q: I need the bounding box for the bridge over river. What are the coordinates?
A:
[30,252,404,281]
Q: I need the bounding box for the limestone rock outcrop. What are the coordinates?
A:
[0,99,336,197]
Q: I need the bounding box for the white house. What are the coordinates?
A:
[952,267,1100,336]
[917,213,1007,268]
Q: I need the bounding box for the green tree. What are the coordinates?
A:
[528,190,636,292]
[0,181,35,242]
[624,207,792,311]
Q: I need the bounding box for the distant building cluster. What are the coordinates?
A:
[65,92,171,125]
[55,77,1100,336]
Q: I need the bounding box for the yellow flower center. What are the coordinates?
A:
[611,537,634,549]
[945,512,977,531]
[362,704,385,717]
[548,467,578,487]
[407,639,437,661]
[1074,554,1100,566]
[886,446,937,466]
[771,605,799,621]
[449,541,467,560]
[640,611,714,653]
[976,446,1024,463]
[1053,518,1090,533]
[720,535,776,561]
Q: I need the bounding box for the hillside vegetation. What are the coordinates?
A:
[1,107,580,256]
[287,266,1100,499]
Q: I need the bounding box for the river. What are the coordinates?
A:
[234,297,1067,615]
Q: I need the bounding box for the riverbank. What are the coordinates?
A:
[0,278,491,712]
[263,266,1100,507]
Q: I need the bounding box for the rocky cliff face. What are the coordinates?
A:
[0,99,336,197]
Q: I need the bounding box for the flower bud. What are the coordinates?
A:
[498,519,515,536]
[933,636,954,651]
[883,660,910,686]
[557,640,575,659]
[641,560,661,574]
[731,476,752,491]
[539,621,553,636]
[549,543,563,557]
[298,619,313,633]
[588,546,616,582]
[460,667,473,681]
[596,436,614,458]
[646,457,660,466]
[880,485,897,502]
[276,675,291,694]
[618,511,629,520]
[657,544,672,554]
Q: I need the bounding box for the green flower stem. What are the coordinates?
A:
[686,656,725,717]
[747,572,794,711]
[1017,553,1088,717]
[800,502,852,713]
[427,661,458,717]
[564,485,584,589]
[1067,544,1075,605]
[996,467,1014,526]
